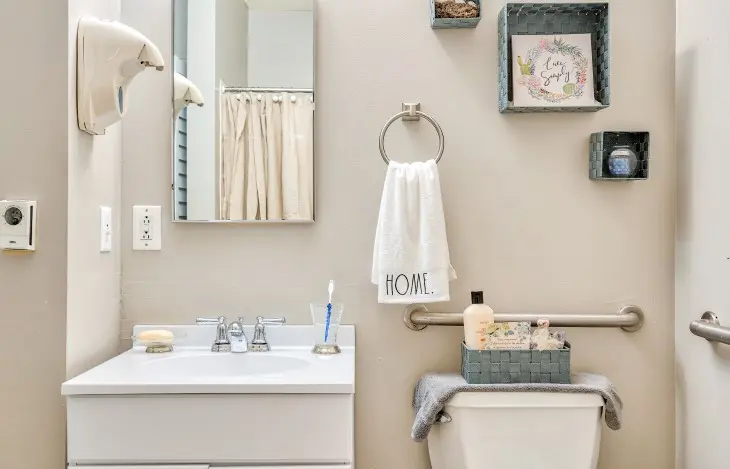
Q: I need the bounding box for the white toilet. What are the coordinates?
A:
[427,392,605,469]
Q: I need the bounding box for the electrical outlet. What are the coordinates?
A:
[100,206,112,253]
[133,205,161,251]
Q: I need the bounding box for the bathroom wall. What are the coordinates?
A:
[186,0,218,220]
[174,0,189,61]
[121,1,676,468]
[675,0,730,467]
[0,1,123,465]
[0,1,69,467]
[66,0,123,379]
[216,0,249,88]
[247,9,314,88]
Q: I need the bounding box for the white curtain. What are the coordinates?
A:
[220,91,313,220]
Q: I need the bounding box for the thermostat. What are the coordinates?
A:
[0,200,37,251]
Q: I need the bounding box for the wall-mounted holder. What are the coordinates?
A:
[77,17,165,135]
[430,0,481,29]
[379,103,446,164]
[589,131,650,181]
[173,73,204,119]
[498,3,610,113]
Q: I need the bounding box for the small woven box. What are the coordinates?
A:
[461,342,571,384]
[430,0,482,29]
[589,131,650,181]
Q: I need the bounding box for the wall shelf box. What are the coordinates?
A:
[431,0,481,29]
[498,3,610,113]
[589,132,650,181]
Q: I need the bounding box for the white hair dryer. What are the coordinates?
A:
[173,73,204,119]
[77,17,165,135]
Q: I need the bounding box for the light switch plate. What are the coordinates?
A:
[132,205,162,251]
[100,206,112,253]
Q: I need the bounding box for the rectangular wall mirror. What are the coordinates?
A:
[172,0,315,222]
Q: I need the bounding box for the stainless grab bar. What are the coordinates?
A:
[404,304,644,332]
[689,312,730,345]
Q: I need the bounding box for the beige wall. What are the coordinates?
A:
[675,0,730,467]
[66,0,123,379]
[0,1,69,467]
[216,0,249,87]
[0,1,123,466]
[121,0,676,468]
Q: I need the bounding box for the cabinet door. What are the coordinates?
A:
[217,467,350,469]
[71,466,209,469]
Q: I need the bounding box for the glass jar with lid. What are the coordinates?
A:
[607,145,638,177]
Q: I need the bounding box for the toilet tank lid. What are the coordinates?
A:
[446,392,604,409]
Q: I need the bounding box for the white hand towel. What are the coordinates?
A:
[371,159,456,304]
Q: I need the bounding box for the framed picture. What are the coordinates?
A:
[511,34,596,108]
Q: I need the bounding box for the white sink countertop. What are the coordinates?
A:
[62,324,355,396]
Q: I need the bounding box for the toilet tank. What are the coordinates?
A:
[427,392,604,469]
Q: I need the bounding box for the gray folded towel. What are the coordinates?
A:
[412,372,623,442]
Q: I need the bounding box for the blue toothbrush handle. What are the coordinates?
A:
[324,303,332,342]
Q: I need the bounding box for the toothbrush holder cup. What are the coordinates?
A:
[310,302,344,355]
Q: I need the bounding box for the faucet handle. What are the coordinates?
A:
[256,316,286,326]
[250,317,286,352]
[196,316,226,325]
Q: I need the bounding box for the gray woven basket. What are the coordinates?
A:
[461,342,571,384]
[430,0,481,29]
[590,131,650,180]
[498,3,610,113]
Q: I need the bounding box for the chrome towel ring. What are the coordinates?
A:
[379,103,445,165]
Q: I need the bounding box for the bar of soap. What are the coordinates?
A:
[137,329,174,343]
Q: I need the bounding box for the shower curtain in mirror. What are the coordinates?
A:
[220,91,314,220]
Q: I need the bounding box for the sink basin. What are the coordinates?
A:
[143,353,310,377]
[61,324,355,395]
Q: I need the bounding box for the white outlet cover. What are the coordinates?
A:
[132,205,162,251]
[100,206,112,253]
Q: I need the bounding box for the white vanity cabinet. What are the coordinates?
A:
[63,325,356,469]
[75,467,351,469]
[66,394,354,466]
[75,467,209,469]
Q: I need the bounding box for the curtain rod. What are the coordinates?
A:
[221,86,314,94]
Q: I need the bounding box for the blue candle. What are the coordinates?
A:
[608,145,638,177]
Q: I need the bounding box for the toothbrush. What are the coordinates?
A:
[324,280,334,342]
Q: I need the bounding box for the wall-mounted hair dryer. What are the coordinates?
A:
[173,73,204,119]
[77,17,165,135]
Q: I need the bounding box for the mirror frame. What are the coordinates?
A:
[170,0,316,224]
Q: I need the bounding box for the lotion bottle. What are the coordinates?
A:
[463,291,495,350]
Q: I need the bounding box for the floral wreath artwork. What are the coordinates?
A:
[515,36,590,104]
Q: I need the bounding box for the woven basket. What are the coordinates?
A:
[498,3,610,113]
[461,342,571,384]
[430,0,482,29]
[590,131,650,181]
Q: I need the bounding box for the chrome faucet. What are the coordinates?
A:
[228,317,248,353]
[196,316,248,353]
[250,316,286,352]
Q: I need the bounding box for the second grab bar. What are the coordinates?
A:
[404,304,644,332]
[689,311,730,345]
